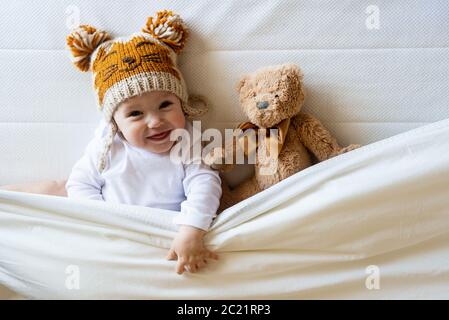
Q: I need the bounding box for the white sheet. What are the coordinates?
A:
[1,118,449,299]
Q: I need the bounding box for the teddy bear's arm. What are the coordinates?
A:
[291,112,342,162]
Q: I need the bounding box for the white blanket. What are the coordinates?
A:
[1,119,449,299]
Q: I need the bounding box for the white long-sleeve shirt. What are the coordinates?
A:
[66,120,222,231]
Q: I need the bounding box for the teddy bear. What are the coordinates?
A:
[205,63,360,212]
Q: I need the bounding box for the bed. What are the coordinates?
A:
[1,0,449,299]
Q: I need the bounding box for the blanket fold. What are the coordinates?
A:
[1,119,449,299]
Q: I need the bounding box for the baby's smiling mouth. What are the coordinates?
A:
[146,130,171,141]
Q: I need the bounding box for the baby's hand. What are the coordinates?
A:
[166,225,219,274]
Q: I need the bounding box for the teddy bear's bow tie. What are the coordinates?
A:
[236,118,291,157]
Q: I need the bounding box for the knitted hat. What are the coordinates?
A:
[66,10,207,172]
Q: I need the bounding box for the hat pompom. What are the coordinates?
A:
[142,10,188,54]
[66,25,111,72]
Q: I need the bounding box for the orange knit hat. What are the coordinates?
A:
[66,10,207,172]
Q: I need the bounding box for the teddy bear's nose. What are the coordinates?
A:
[122,56,136,64]
[257,101,269,110]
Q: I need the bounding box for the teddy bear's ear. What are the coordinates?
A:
[142,10,189,54]
[236,75,249,92]
[66,25,111,72]
[282,63,304,81]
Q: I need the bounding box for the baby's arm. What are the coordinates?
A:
[65,137,105,201]
[0,179,68,196]
[167,162,222,274]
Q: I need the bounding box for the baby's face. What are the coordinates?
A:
[113,91,186,154]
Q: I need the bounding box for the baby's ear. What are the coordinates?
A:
[66,25,111,72]
[142,10,188,54]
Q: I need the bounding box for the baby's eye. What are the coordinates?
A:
[159,101,173,109]
[127,111,142,117]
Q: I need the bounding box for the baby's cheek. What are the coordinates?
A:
[127,126,145,145]
[171,110,186,129]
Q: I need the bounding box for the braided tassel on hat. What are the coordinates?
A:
[97,121,117,173]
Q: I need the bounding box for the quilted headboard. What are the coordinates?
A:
[1,0,448,184]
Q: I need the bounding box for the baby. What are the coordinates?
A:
[65,11,222,274]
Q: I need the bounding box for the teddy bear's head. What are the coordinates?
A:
[236,64,305,128]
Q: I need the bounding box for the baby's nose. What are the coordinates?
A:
[146,115,163,128]
[122,56,136,65]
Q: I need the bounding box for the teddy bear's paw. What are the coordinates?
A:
[214,162,235,172]
[204,147,235,172]
[203,147,223,166]
[335,144,361,156]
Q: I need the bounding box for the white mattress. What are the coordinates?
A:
[0,0,448,185]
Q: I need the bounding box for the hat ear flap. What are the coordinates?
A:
[66,25,111,72]
[142,10,188,54]
[183,95,209,119]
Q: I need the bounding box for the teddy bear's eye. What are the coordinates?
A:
[275,94,279,99]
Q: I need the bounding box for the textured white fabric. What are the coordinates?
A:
[66,121,222,231]
[1,119,449,299]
